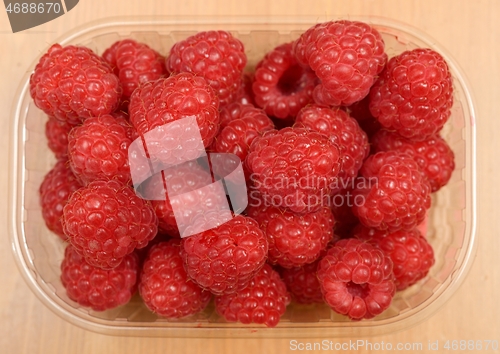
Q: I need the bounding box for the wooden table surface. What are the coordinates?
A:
[1,1,498,353]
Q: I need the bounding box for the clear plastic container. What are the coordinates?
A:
[9,16,477,337]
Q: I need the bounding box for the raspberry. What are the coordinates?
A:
[371,130,455,192]
[166,31,247,106]
[180,215,268,295]
[211,103,274,178]
[346,96,382,138]
[293,21,387,106]
[61,245,139,311]
[67,114,135,185]
[215,264,291,327]
[138,161,229,237]
[128,73,220,148]
[246,202,335,268]
[62,180,158,269]
[45,116,76,159]
[39,160,82,240]
[353,225,435,290]
[352,151,431,231]
[245,127,342,214]
[102,39,167,99]
[369,48,453,140]
[281,260,324,304]
[252,42,316,119]
[29,44,122,124]
[317,238,395,320]
[218,102,266,128]
[139,240,211,318]
[295,104,369,190]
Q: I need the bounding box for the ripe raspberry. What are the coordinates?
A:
[353,225,435,290]
[245,127,342,214]
[281,260,324,304]
[62,180,158,269]
[252,42,317,119]
[295,105,369,190]
[346,96,382,138]
[180,215,268,295]
[102,39,167,99]
[211,104,274,178]
[67,114,134,185]
[166,31,247,106]
[61,245,139,311]
[352,151,431,231]
[317,238,395,320]
[139,240,211,318]
[29,44,122,124]
[293,21,387,106]
[39,160,82,240]
[218,102,266,128]
[371,130,455,192]
[246,203,335,268]
[128,73,220,148]
[215,264,291,327]
[45,116,76,159]
[369,48,453,140]
[137,161,229,237]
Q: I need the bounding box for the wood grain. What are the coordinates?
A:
[1,1,498,353]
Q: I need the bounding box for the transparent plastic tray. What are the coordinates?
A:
[9,16,477,337]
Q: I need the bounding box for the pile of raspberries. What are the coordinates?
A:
[33,20,455,327]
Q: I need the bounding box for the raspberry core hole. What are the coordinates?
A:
[277,64,307,95]
[346,281,369,298]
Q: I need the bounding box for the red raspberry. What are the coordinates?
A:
[245,127,342,214]
[102,39,167,99]
[353,225,435,290]
[371,130,455,192]
[346,96,382,138]
[211,103,274,178]
[215,264,291,327]
[62,180,158,269]
[369,48,453,140]
[138,161,229,237]
[68,114,135,185]
[281,260,324,304]
[180,215,268,295]
[166,31,247,107]
[317,238,395,320]
[246,202,335,268]
[218,102,266,128]
[352,151,431,231]
[293,21,387,106]
[252,42,317,119]
[45,116,76,159]
[128,73,220,148]
[295,105,369,190]
[139,240,211,318]
[67,114,135,186]
[61,245,139,311]
[39,160,82,240]
[29,44,122,124]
